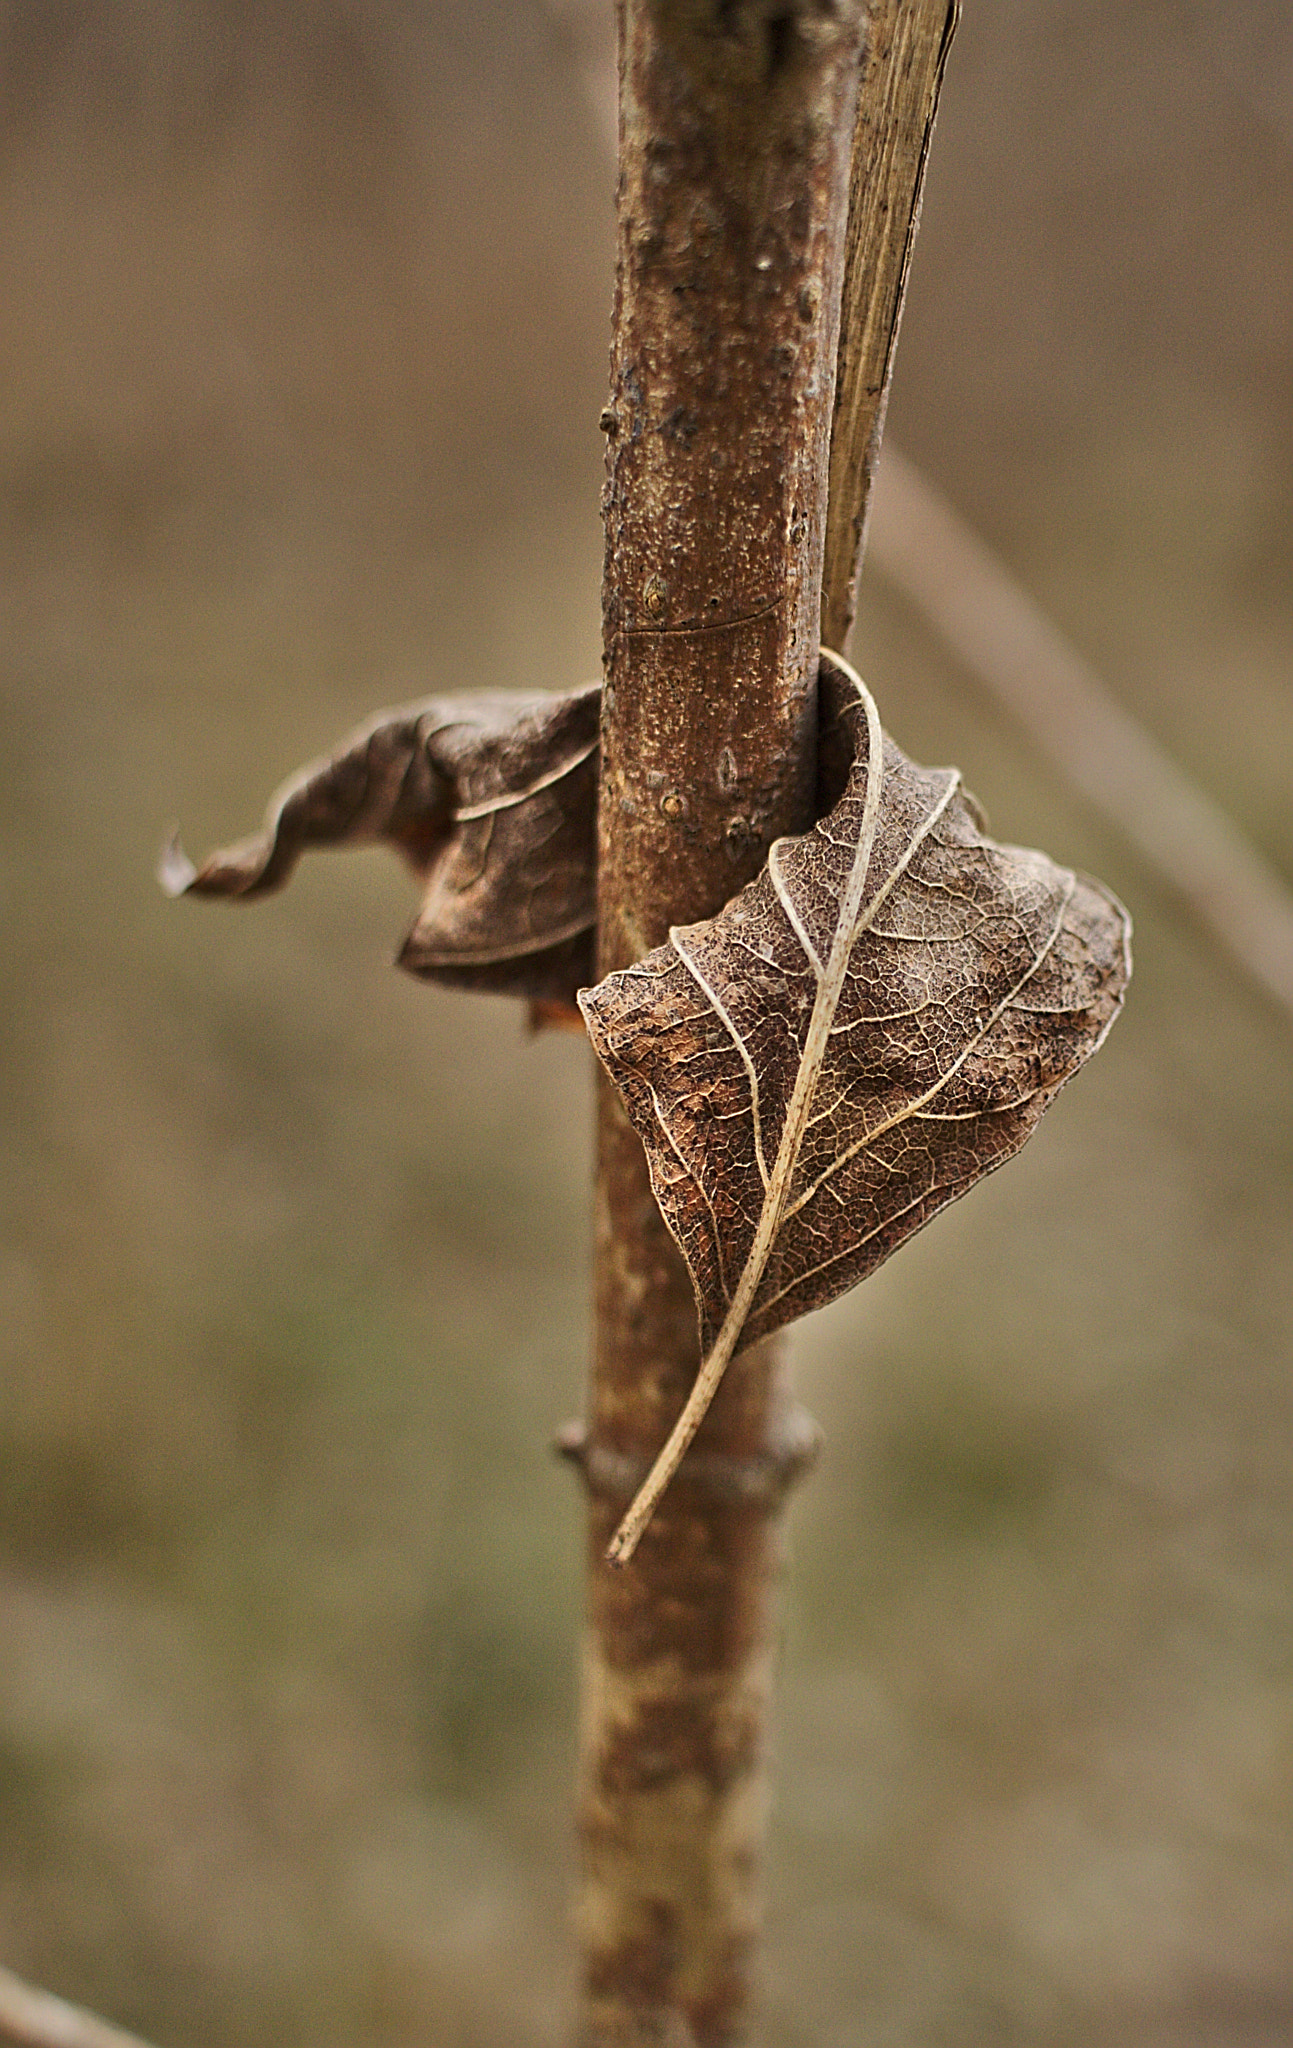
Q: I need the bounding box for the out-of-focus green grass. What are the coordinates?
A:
[1,4,1290,2044]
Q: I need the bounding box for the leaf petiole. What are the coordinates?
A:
[607,652,884,1564]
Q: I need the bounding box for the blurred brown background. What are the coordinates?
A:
[1,3,1290,2043]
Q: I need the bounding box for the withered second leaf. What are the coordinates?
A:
[581,653,1132,1360]
[161,687,600,1002]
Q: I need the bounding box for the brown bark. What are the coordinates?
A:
[572,4,864,2043]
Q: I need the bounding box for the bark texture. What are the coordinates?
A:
[576,4,864,2042]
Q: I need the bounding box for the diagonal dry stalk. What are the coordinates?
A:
[822,0,960,649]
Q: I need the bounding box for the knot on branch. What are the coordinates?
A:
[553,1407,821,1508]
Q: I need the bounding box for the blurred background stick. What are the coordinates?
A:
[0,1967,159,2048]
[868,448,1293,1022]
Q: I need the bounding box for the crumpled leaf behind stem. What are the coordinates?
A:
[161,686,600,1003]
[580,651,1132,1562]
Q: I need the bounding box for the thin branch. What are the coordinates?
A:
[868,449,1293,1023]
[0,1968,160,2048]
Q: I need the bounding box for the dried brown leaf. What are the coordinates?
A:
[161,687,600,1002]
[580,651,1132,1559]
